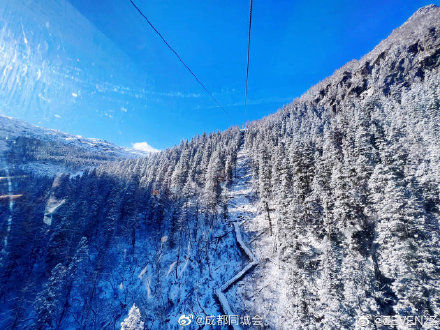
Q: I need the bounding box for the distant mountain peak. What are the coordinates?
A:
[0,115,144,176]
[411,3,438,17]
[292,4,440,114]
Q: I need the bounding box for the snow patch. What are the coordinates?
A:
[69,170,84,179]
[167,261,177,277]
[138,264,148,279]
[43,196,65,225]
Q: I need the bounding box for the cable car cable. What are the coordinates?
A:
[129,0,227,114]
[244,0,253,113]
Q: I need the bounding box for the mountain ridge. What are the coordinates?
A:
[0,5,440,329]
[0,114,145,157]
[296,4,440,111]
[0,114,148,176]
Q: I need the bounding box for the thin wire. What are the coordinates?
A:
[129,0,227,114]
[244,0,253,113]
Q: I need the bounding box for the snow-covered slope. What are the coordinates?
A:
[0,115,143,157]
[0,115,146,176]
[1,5,440,330]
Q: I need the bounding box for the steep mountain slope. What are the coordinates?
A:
[242,5,440,328]
[1,4,440,330]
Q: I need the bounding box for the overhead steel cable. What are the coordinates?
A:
[129,0,227,114]
[244,0,253,113]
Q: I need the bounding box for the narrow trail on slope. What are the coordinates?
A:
[216,134,259,329]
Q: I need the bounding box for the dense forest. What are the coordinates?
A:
[1,4,440,329]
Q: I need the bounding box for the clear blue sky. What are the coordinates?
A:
[1,0,439,149]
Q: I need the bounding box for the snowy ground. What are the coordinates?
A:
[227,148,290,328]
[217,146,264,326]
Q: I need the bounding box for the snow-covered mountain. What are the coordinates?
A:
[1,5,440,330]
[0,115,146,176]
